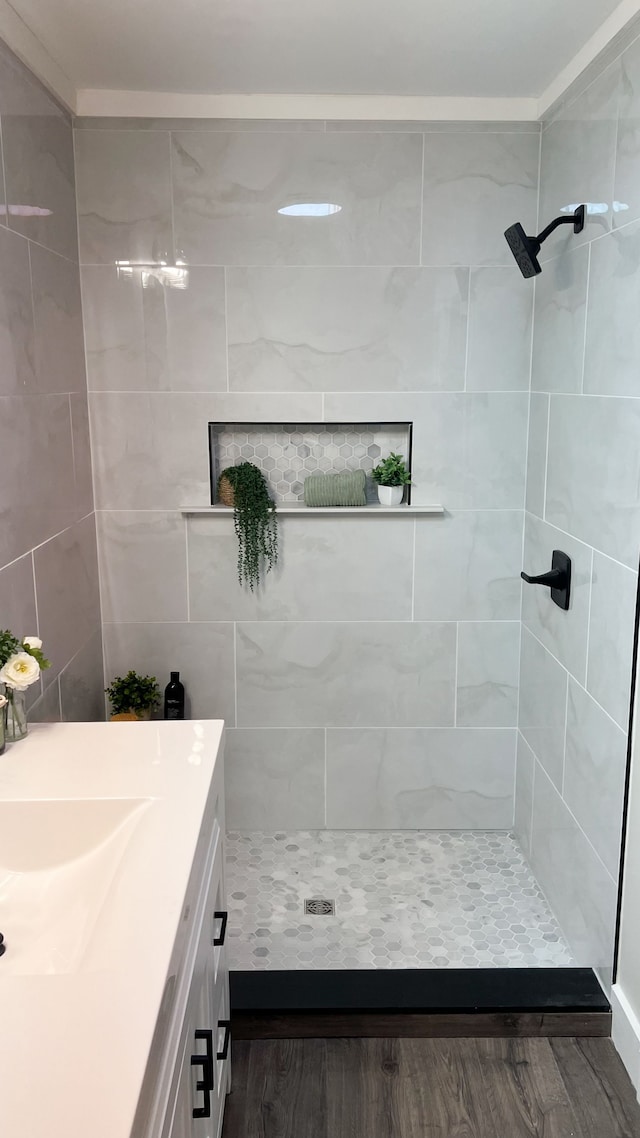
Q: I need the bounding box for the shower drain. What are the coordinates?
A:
[304,899,335,916]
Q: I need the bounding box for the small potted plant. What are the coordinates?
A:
[217,462,278,590]
[371,452,412,506]
[106,671,161,721]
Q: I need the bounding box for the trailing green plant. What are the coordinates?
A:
[371,452,412,487]
[105,671,160,716]
[218,462,278,591]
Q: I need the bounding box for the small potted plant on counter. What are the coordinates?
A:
[106,671,161,721]
[217,462,278,590]
[371,452,412,506]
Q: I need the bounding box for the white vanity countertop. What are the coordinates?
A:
[0,720,225,1138]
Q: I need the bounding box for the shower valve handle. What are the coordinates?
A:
[520,550,571,611]
[520,568,566,588]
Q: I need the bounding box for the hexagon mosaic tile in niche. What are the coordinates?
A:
[210,422,410,502]
[226,830,575,971]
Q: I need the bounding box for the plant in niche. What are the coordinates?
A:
[106,671,161,720]
[217,462,278,590]
[371,453,412,487]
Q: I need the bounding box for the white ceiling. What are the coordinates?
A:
[3,0,630,97]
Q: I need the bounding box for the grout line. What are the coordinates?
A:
[324,728,328,828]
[233,622,238,729]
[223,266,230,392]
[184,515,191,621]
[463,269,472,391]
[31,550,40,637]
[523,622,626,733]
[534,753,618,886]
[542,393,551,522]
[523,507,637,575]
[167,129,177,260]
[580,243,591,395]
[584,546,595,687]
[453,622,459,727]
[418,134,425,267]
[410,517,416,621]
[561,674,570,799]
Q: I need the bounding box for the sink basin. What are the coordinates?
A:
[0,797,153,975]
[0,798,151,872]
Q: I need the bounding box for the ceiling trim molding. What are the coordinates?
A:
[0,0,75,110]
[75,90,540,121]
[538,0,640,116]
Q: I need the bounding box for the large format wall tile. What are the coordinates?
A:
[539,62,620,254]
[522,512,592,681]
[31,244,86,394]
[465,267,533,391]
[75,130,172,264]
[421,132,539,266]
[89,391,324,509]
[59,631,105,722]
[587,552,638,729]
[0,226,36,395]
[89,392,214,509]
[615,35,640,227]
[514,732,534,857]
[456,621,519,728]
[564,679,627,878]
[326,728,515,828]
[70,394,95,519]
[546,394,640,568]
[97,511,188,623]
[187,514,414,622]
[0,57,77,260]
[171,131,423,265]
[226,267,468,392]
[0,552,37,634]
[323,392,527,509]
[0,394,76,566]
[518,626,568,790]
[530,763,618,969]
[531,244,589,394]
[236,622,456,728]
[82,265,227,392]
[583,221,640,396]
[225,729,325,829]
[413,510,523,621]
[103,621,235,722]
[33,514,100,687]
[525,393,549,519]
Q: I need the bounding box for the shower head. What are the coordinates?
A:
[504,204,585,278]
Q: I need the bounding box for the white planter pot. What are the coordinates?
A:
[377,484,404,506]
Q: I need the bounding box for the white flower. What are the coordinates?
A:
[0,694,6,708]
[0,652,41,690]
[23,636,42,650]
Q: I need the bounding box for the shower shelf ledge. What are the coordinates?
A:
[182,503,444,516]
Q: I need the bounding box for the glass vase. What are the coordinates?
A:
[5,689,28,743]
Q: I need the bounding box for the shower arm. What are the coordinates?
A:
[535,205,586,248]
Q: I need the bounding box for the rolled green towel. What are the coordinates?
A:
[304,469,367,507]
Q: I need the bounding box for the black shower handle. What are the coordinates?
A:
[521,568,567,588]
[520,550,571,611]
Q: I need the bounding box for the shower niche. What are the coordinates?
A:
[208,421,413,506]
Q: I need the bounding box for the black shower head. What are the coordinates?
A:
[504,204,585,278]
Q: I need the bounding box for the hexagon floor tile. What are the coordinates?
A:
[226,830,574,970]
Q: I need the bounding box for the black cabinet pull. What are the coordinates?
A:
[217,1020,231,1061]
[213,910,228,947]
[191,1029,213,1118]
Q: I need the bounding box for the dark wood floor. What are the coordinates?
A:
[222,1037,640,1137]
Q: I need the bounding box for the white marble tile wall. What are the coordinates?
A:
[516,43,640,974]
[0,39,103,724]
[75,116,540,830]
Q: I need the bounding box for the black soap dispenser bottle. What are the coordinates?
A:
[164,671,185,720]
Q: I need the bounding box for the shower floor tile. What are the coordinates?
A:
[226,830,574,970]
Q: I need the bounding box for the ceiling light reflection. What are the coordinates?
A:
[277,202,342,217]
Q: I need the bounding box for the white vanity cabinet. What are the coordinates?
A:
[137,742,231,1138]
